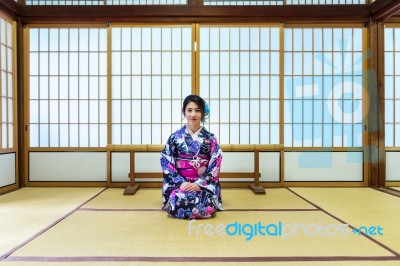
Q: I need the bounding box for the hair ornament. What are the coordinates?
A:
[204,102,210,116]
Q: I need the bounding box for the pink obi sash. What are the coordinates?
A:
[175,154,209,181]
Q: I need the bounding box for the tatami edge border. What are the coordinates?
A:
[5,255,400,262]
[374,187,400,198]
[78,208,319,212]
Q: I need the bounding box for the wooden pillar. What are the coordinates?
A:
[367,20,385,188]
[376,21,386,188]
[16,19,25,188]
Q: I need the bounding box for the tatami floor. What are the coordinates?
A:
[0,187,399,266]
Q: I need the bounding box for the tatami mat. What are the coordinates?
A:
[0,187,104,257]
[82,188,316,210]
[289,188,400,254]
[9,210,395,258]
[1,187,400,265]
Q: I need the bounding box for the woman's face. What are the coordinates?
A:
[184,101,202,130]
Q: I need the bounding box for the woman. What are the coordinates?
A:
[160,95,223,219]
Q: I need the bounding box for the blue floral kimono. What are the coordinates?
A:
[161,125,223,219]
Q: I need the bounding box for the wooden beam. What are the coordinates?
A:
[380,14,400,23]
[0,0,21,20]
[132,172,257,179]
[188,0,203,5]
[19,5,369,24]
[370,0,400,21]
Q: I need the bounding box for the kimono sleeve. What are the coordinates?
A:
[160,134,185,204]
[194,137,223,195]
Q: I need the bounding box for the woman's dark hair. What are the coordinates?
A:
[182,94,209,123]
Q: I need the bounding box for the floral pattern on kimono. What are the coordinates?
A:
[160,125,223,219]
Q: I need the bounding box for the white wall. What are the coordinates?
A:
[29,152,107,181]
[27,150,366,183]
[386,152,400,181]
[111,152,162,182]
[260,152,280,182]
[0,153,16,187]
[284,151,363,181]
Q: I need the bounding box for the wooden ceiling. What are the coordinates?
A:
[0,0,399,24]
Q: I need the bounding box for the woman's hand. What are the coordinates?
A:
[180,182,200,192]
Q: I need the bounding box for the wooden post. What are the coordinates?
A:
[249,150,266,194]
[124,150,140,195]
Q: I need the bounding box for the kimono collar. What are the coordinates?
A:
[186,126,203,141]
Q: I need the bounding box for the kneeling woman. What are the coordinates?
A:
[160,95,223,219]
